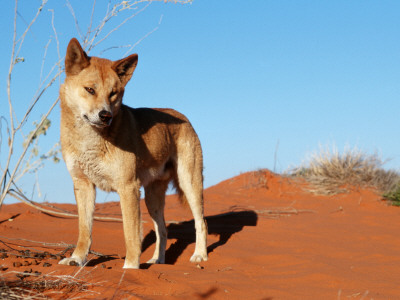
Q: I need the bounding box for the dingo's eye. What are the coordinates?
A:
[84,87,95,95]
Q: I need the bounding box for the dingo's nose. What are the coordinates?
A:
[99,110,113,124]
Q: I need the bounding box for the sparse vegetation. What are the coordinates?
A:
[0,244,105,299]
[382,184,400,206]
[291,146,400,197]
[0,272,97,299]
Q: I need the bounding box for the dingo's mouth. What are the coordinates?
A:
[83,114,112,128]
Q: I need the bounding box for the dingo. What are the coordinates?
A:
[58,38,208,269]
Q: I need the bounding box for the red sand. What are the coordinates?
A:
[1,170,400,299]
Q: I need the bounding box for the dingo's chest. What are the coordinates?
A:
[64,138,117,192]
[80,147,114,192]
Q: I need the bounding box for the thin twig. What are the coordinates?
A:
[0,236,114,258]
[16,70,62,132]
[87,0,97,41]
[65,0,84,41]
[124,14,163,56]
[39,39,51,86]
[0,236,73,251]
[14,142,60,183]
[111,270,126,300]
[90,2,152,52]
[255,208,316,216]
[15,0,48,58]
[7,190,124,222]
[49,8,62,87]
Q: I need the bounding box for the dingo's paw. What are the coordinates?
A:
[58,257,85,267]
[190,253,208,263]
[123,260,140,269]
[146,258,165,264]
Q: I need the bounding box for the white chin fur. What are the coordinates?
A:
[82,114,110,128]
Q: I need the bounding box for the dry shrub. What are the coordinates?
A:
[0,271,98,299]
[291,147,400,195]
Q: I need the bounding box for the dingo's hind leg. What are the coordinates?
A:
[144,180,168,264]
[176,140,208,263]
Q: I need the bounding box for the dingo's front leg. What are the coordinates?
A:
[59,178,95,266]
[119,183,142,269]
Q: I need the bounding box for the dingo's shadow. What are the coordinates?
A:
[86,255,118,267]
[142,210,258,265]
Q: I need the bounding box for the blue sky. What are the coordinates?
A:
[1,0,400,204]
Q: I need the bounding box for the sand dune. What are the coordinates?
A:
[1,170,399,299]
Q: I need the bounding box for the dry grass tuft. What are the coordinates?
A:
[0,271,98,299]
[291,146,400,195]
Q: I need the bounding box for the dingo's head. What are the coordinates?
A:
[63,38,138,128]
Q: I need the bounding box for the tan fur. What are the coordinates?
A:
[59,38,207,269]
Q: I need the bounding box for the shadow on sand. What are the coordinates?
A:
[142,210,258,265]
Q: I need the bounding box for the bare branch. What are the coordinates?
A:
[85,0,154,52]
[7,190,124,222]
[98,44,132,55]
[0,97,59,205]
[14,142,60,183]
[65,0,84,41]
[1,0,51,199]
[16,69,62,132]
[15,0,48,64]
[124,14,163,56]
[0,235,76,250]
[49,8,62,87]
[89,2,152,52]
[86,0,97,42]
[1,0,20,198]
[39,39,52,84]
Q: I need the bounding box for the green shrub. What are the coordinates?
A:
[383,184,400,206]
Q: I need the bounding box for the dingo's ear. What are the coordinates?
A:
[65,38,90,76]
[112,54,138,86]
